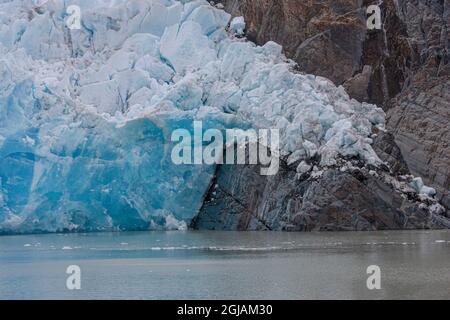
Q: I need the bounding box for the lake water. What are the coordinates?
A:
[1,230,450,300]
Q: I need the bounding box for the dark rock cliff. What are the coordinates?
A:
[213,0,449,210]
[192,0,449,230]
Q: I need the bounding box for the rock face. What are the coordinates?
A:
[218,0,449,210]
[193,158,450,231]
[221,0,367,85]
[387,73,450,209]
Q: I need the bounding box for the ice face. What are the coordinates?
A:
[0,0,386,233]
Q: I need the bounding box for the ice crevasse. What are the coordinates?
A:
[0,0,386,233]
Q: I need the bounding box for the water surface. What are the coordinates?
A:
[1,230,450,299]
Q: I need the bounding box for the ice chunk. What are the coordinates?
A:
[410,177,424,193]
[135,55,175,83]
[296,161,312,174]
[260,41,283,58]
[410,177,437,197]
[160,21,217,74]
[186,5,231,35]
[420,185,437,197]
[230,16,245,36]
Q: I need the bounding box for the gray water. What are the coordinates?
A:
[0,230,450,300]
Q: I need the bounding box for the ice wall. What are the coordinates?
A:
[0,0,385,233]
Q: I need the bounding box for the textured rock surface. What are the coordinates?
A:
[221,0,367,85]
[193,158,450,231]
[218,0,450,210]
[220,0,448,102]
[387,73,450,208]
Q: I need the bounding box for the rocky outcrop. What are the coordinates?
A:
[387,73,450,209]
[217,0,449,210]
[192,157,449,231]
[219,0,448,103]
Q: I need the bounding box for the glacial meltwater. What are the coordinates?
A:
[1,230,450,300]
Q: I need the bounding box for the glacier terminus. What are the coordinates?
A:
[0,0,423,234]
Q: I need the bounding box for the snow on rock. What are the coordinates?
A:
[429,203,446,216]
[0,0,386,233]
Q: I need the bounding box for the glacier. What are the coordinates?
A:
[0,0,386,234]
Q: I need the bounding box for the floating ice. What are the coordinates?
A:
[0,0,386,233]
